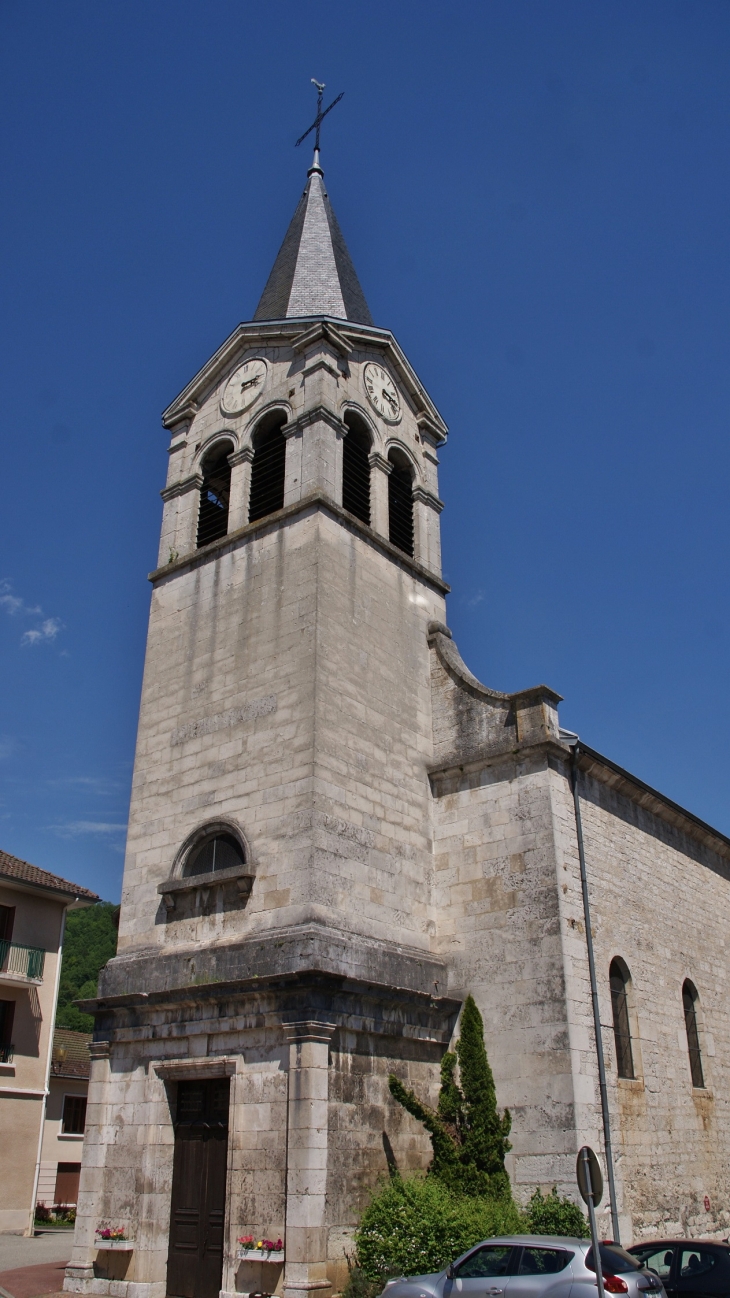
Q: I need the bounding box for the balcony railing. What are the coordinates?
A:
[0,940,45,981]
[0,1043,14,1064]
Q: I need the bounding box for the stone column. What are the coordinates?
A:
[228,446,254,532]
[283,421,304,508]
[412,487,444,575]
[64,1041,111,1292]
[283,1021,335,1298]
[368,452,392,541]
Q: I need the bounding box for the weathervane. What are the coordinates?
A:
[295,79,344,155]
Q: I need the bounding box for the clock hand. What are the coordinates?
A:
[239,375,262,391]
[382,388,397,407]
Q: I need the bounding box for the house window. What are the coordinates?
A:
[682,980,704,1089]
[62,1094,87,1134]
[185,832,245,877]
[0,1000,15,1064]
[342,414,371,525]
[54,1162,81,1206]
[387,449,414,557]
[197,443,233,548]
[249,413,286,522]
[609,959,635,1079]
[0,905,15,941]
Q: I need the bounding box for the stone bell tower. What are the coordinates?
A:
[64,147,460,1298]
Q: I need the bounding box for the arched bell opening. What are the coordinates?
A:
[197,441,234,549]
[387,446,414,557]
[342,412,372,526]
[248,410,287,523]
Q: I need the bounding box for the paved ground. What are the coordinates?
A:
[0,1233,73,1298]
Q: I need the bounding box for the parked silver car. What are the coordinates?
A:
[379,1236,666,1298]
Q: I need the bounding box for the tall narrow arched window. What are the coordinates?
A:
[609,959,635,1079]
[197,443,233,549]
[682,980,704,1089]
[387,448,414,557]
[342,414,371,525]
[249,411,286,522]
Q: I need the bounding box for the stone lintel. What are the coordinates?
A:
[153,1056,241,1081]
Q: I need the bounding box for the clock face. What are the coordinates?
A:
[363,362,401,423]
[221,358,267,415]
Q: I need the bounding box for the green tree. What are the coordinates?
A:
[388,995,512,1198]
[56,902,119,1032]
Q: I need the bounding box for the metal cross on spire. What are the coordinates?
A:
[295,79,344,155]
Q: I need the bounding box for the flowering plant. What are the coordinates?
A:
[237,1235,283,1252]
[95,1227,128,1242]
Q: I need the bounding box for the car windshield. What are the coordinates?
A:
[586,1246,643,1275]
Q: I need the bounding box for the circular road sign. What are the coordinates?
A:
[576,1145,604,1207]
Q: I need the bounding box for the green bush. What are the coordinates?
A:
[355,1175,522,1282]
[525,1188,588,1238]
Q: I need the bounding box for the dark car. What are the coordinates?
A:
[629,1241,730,1298]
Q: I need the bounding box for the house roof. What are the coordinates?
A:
[51,1028,92,1079]
[0,849,98,902]
[254,155,373,325]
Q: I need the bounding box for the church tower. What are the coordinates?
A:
[65,146,461,1298]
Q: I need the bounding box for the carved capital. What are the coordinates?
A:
[228,445,254,466]
[161,473,203,502]
[412,485,444,513]
[368,451,392,475]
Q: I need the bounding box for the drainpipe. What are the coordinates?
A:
[570,745,621,1244]
[27,902,69,1236]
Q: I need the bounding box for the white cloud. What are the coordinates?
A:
[49,821,127,839]
[0,580,63,647]
[22,618,63,646]
[466,590,486,609]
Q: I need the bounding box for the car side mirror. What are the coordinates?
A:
[447,1266,455,1280]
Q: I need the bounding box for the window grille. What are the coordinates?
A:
[342,418,371,525]
[388,454,414,557]
[609,959,635,1079]
[249,417,286,522]
[197,445,232,548]
[682,981,704,1088]
[62,1094,87,1134]
[186,833,245,877]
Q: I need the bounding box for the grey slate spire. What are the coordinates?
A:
[254,152,373,325]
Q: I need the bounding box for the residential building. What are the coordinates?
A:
[0,850,97,1234]
[37,1028,92,1210]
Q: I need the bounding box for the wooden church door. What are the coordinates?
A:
[166,1078,230,1298]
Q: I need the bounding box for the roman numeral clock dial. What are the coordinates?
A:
[221,358,267,416]
[363,362,401,423]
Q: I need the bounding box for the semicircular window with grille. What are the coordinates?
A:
[185,833,245,877]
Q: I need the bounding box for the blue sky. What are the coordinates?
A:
[1,1,729,903]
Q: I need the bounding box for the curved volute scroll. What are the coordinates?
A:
[427,621,563,775]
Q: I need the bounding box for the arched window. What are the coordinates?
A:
[197,443,233,549]
[682,980,704,1089]
[387,448,414,557]
[609,959,635,1079]
[342,413,371,525]
[249,411,286,522]
[184,831,245,878]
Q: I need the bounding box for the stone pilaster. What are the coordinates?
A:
[158,473,203,564]
[228,446,254,532]
[412,486,444,576]
[368,451,392,541]
[283,1022,335,1298]
[64,1040,111,1292]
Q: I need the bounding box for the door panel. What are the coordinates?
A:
[509,1247,575,1298]
[449,1245,515,1298]
[167,1079,230,1298]
[673,1248,730,1298]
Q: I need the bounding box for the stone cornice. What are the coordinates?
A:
[412,486,444,513]
[161,317,448,442]
[281,405,347,439]
[291,320,353,358]
[161,473,203,502]
[149,491,450,594]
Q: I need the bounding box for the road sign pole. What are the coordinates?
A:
[582,1146,605,1298]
